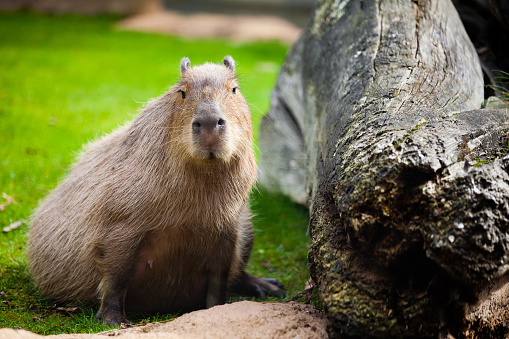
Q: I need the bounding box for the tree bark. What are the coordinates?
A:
[259,0,509,337]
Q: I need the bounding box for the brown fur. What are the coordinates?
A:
[28,56,284,325]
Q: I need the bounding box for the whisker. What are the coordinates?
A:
[248,103,266,118]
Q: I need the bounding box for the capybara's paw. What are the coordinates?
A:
[95,308,131,327]
[230,272,287,299]
[263,277,286,291]
[252,277,286,299]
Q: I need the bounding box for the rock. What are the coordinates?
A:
[0,301,326,339]
[258,36,308,205]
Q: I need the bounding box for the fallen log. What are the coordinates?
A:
[259,0,509,337]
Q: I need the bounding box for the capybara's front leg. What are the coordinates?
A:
[205,239,234,308]
[94,235,140,326]
[206,270,229,308]
[95,283,129,326]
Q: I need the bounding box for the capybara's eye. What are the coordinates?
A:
[178,90,186,99]
[232,87,237,94]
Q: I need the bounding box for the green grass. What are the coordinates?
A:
[0,11,312,335]
[489,71,509,103]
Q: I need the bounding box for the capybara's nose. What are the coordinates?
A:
[192,115,226,134]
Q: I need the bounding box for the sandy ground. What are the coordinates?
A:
[0,301,327,339]
[117,9,302,43]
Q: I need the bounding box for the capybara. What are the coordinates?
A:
[28,56,284,325]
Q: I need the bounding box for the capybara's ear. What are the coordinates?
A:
[181,57,191,75]
[223,56,235,72]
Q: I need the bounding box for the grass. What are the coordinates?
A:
[0,11,312,335]
[489,71,509,104]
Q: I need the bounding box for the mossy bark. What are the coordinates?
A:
[260,0,509,337]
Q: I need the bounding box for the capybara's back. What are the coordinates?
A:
[28,56,284,325]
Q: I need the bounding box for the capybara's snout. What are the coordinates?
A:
[192,105,226,135]
[192,100,228,160]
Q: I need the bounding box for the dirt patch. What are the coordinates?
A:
[1,301,327,339]
[117,9,302,43]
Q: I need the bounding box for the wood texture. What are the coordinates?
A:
[259,0,509,337]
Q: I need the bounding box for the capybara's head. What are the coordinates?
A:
[170,56,252,163]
